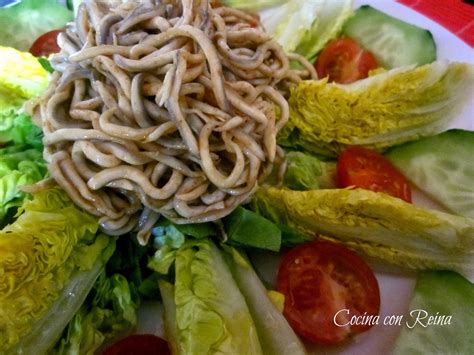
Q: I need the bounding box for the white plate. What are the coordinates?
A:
[137,1,474,353]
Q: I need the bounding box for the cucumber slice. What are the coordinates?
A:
[386,129,474,218]
[343,5,436,68]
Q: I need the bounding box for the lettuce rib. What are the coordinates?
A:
[225,248,306,355]
[251,187,474,277]
[0,189,114,354]
[281,62,474,156]
[11,257,105,355]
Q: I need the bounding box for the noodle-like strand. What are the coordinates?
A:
[29,0,313,238]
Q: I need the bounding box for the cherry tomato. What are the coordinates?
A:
[103,334,171,355]
[277,240,380,345]
[315,37,379,84]
[336,146,412,202]
[29,30,63,57]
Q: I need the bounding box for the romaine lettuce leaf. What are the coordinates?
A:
[280,61,474,157]
[393,271,474,354]
[260,0,323,53]
[107,234,159,299]
[174,221,217,239]
[0,142,47,223]
[152,239,263,355]
[283,151,336,190]
[0,158,46,221]
[224,247,307,355]
[10,250,107,355]
[260,0,352,58]
[224,206,282,251]
[0,0,72,52]
[223,0,286,10]
[295,0,353,61]
[52,273,138,355]
[159,280,180,355]
[0,111,42,147]
[51,231,154,355]
[0,188,114,354]
[251,187,474,277]
[0,46,49,104]
[0,146,43,176]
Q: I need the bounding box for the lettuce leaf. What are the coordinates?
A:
[0,46,49,104]
[224,247,307,355]
[260,0,352,58]
[393,271,474,354]
[224,206,282,251]
[283,151,336,190]
[153,239,263,355]
[174,221,217,239]
[158,280,180,355]
[0,0,72,52]
[0,146,43,176]
[0,144,47,222]
[0,188,114,354]
[260,0,323,53]
[251,187,474,277]
[52,273,138,355]
[107,234,159,299]
[223,0,286,10]
[295,0,353,61]
[52,232,152,355]
[281,61,474,157]
[0,159,46,221]
[0,111,42,147]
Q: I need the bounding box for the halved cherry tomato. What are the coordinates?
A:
[337,146,412,202]
[315,37,378,84]
[277,240,380,345]
[29,30,63,57]
[103,334,171,355]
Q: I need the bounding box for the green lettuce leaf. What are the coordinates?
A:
[0,111,42,147]
[224,206,281,251]
[280,61,474,157]
[52,273,138,355]
[251,187,474,277]
[153,239,263,355]
[0,146,47,222]
[38,57,54,73]
[0,160,46,220]
[224,247,307,355]
[148,218,218,274]
[174,222,217,239]
[158,280,180,355]
[0,146,43,176]
[393,271,474,354]
[295,0,353,61]
[260,0,323,53]
[107,235,159,299]
[279,223,313,246]
[283,151,336,190]
[260,0,352,58]
[0,46,49,103]
[0,188,114,354]
[0,1,72,52]
[223,0,286,10]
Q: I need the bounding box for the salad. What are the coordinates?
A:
[0,0,473,354]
